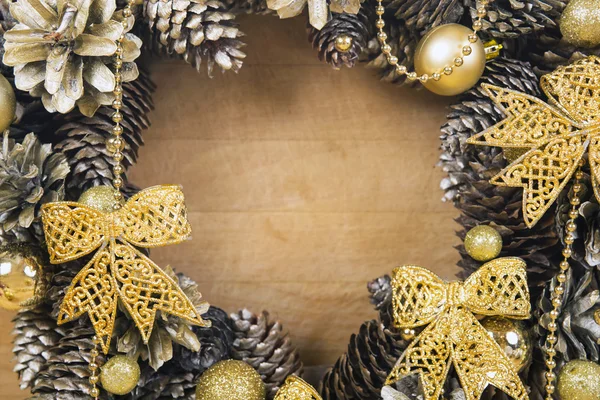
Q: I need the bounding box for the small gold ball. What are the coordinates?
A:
[464,225,502,262]
[480,316,532,373]
[557,359,600,400]
[0,74,16,132]
[560,0,600,48]
[78,186,123,213]
[195,360,266,400]
[90,387,100,397]
[414,24,486,96]
[401,328,416,341]
[100,355,140,395]
[334,34,354,51]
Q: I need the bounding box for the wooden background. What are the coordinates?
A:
[0,15,461,398]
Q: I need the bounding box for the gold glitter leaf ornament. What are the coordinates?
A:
[40,184,211,354]
[386,257,531,400]
[467,56,600,228]
[274,376,322,400]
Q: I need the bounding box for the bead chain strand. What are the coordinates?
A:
[107,0,136,212]
[89,336,101,399]
[542,164,584,400]
[374,0,491,83]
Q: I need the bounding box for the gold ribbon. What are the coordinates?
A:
[41,185,210,354]
[274,376,322,400]
[386,257,530,400]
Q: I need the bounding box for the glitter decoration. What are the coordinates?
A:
[78,186,122,213]
[557,359,600,400]
[386,257,531,400]
[467,56,600,228]
[560,0,600,48]
[480,316,533,372]
[41,185,211,354]
[464,225,503,262]
[195,359,266,400]
[274,376,322,400]
[100,355,141,395]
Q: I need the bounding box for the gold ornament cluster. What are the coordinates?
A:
[386,257,531,400]
[41,184,211,354]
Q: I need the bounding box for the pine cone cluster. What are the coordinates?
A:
[230,309,303,399]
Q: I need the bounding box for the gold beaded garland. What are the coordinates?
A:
[196,360,266,400]
[560,0,600,48]
[99,355,140,395]
[334,34,353,52]
[78,186,122,213]
[464,225,503,262]
[480,316,532,373]
[557,359,600,400]
[0,74,16,132]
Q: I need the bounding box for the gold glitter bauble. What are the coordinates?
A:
[78,186,121,213]
[0,252,40,311]
[557,359,600,400]
[100,355,140,395]
[560,0,600,48]
[480,316,532,373]
[464,225,503,262]
[414,24,486,96]
[0,74,16,132]
[334,35,353,52]
[196,360,266,400]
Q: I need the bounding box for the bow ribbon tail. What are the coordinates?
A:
[451,309,529,400]
[386,317,453,400]
[57,240,119,354]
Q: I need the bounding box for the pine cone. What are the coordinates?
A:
[230,309,303,399]
[367,274,393,327]
[321,320,406,400]
[224,0,271,15]
[3,0,141,116]
[53,68,153,198]
[386,0,464,36]
[307,8,373,69]
[144,0,246,76]
[439,58,561,299]
[530,31,600,75]
[0,132,69,244]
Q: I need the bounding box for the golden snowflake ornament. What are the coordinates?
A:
[267,0,360,30]
[386,257,531,400]
[467,56,600,228]
[41,185,210,354]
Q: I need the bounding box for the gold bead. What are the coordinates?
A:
[569,209,579,219]
[113,164,124,175]
[396,65,407,74]
[545,384,555,394]
[547,334,557,344]
[334,34,353,53]
[565,233,575,245]
[377,32,387,41]
[376,19,385,29]
[113,191,123,201]
[557,359,600,400]
[573,183,582,192]
[547,359,557,369]
[79,186,122,213]
[560,261,570,270]
[555,285,565,295]
[114,59,123,69]
[432,72,441,81]
[571,197,581,206]
[560,0,600,48]
[476,6,487,17]
[376,5,385,14]
[388,56,398,65]
[123,7,132,16]
[90,375,99,384]
[550,310,559,319]
[90,387,100,398]
[552,297,562,308]
[562,247,572,258]
[557,273,567,283]
[113,177,123,188]
[444,66,453,75]
[0,74,16,132]
[472,20,483,31]
[90,362,98,370]
[100,355,140,395]
[419,74,429,82]
[468,33,479,43]
[112,112,123,123]
[401,328,416,341]
[106,137,125,153]
[548,322,558,332]
[576,170,584,179]
[113,151,124,162]
[546,372,556,381]
[90,349,99,358]
[462,45,473,55]
[113,99,123,108]
[195,360,266,400]
[93,336,100,344]
[464,225,503,262]
[407,72,418,80]
[381,44,392,54]
[454,57,464,66]
[113,125,123,135]
[480,316,533,372]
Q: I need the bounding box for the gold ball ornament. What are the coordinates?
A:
[99,355,140,395]
[0,74,16,132]
[78,186,122,213]
[0,251,41,311]
[560,0,600,48]
[480,316,532,373]
[464,225,503,262]
[557,359,600,400]
[196,360,266,400]
[413,24,486,96]
[335,34,353,52]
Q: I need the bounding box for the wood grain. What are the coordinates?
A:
[0,14,461,398]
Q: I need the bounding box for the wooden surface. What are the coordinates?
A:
[0,15,460,398]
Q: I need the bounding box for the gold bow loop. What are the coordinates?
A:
[274,376,322,400]
[386,257,531,400]
[41,185,209,354]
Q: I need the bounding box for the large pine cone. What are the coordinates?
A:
[439,58,561,300]
[144,0,246,76]
[230,309,303,399]
[307,8,373,69]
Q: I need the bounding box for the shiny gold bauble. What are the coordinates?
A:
[334,34,353,53]
[78,186,122,213]
[0,252,40,311]
[560,0,600,48]
[464,225,503,262]
[557,359,600,400]
[100,355,140,395]
[414,24,486,96]
[196,360,266,400]
[480,316,532,373]
[0,74,16,132]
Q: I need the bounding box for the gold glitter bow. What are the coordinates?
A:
[40,185,210,354]
[386,257,530,400]
[274,376,322,400]
[467,56,600,227]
